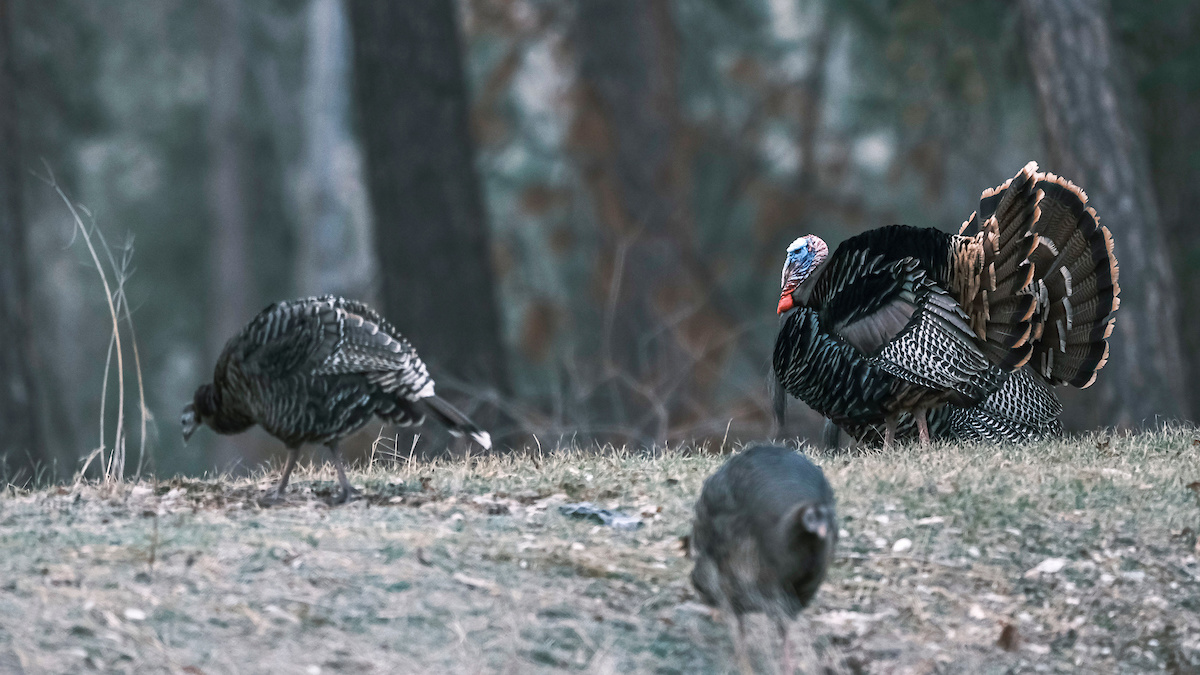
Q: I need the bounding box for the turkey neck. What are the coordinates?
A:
[207,404,255,435]
[205,377,255,436]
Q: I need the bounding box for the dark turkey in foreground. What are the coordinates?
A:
[690,444,837,673]
[774,162,1119,447]
[181,296,491,503]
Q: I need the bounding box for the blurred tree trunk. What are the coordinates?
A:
[1152,96,1200,423]
[205,0,259,468]
[1019,0,1189,427]
[0,0,43,484]
[206,0,252,357]
[572,0,732,440]
[295,0,375,300]
[346,0,508,394]
[1125,4,1200,424]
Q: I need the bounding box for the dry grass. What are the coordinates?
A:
[35,165,150,483]
[1,428,1198,674]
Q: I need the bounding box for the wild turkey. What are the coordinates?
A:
[773,162,1119,448]
[690,444,837,674]
[180,296,491,503]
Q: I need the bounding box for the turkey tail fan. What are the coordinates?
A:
[420,395,492,449]
[955,162,1119,387]
[955,161,1042,367]
[1023,173,1120,388]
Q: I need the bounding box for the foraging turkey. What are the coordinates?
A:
[690,444,837,674]
[773,162,1119,448]
[181,296,491,503]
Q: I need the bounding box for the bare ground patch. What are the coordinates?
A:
[1,429,1199,674]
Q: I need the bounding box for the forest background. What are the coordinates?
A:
[1,0,1196,483]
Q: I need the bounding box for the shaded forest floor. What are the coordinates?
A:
[1,429,1199,674]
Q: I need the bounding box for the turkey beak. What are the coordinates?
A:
[814,521,828,539]
[181,405,199,445]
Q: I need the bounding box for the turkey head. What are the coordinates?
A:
[777,235,830,314]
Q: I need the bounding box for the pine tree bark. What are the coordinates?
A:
[1019,0,1189,426]
[346,0,508,392]
[0,0,43,484]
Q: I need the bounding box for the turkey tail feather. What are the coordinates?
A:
[953,161,1042,368]
[1023,173,1119,388]
[953,162,1118,389]
[421,396,492,450]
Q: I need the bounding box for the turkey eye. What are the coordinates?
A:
[802,507,821,531]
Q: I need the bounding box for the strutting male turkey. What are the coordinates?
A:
[181,296,491,503]
[773,162,1119,448]
[689,444,837,674]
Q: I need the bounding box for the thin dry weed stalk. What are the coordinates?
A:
[94,225,153,475]
[368,427,422,478]
[35,164,149,484]
[368,425,387,472]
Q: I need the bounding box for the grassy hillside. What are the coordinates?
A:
[1,429,1199,674]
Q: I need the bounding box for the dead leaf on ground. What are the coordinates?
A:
[997,623,1019,652]
[638,504,662,518]
[452,573,500,595]
[1023,557,1068,578]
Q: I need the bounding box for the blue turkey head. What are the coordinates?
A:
[778,235,830,314]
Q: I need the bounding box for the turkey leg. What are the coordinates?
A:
[915,407,931,445]
[326,442,355,504]
[778,619,793,674]
[268,447,300,502]
[732,613,752,675]
[883,415,898,450]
